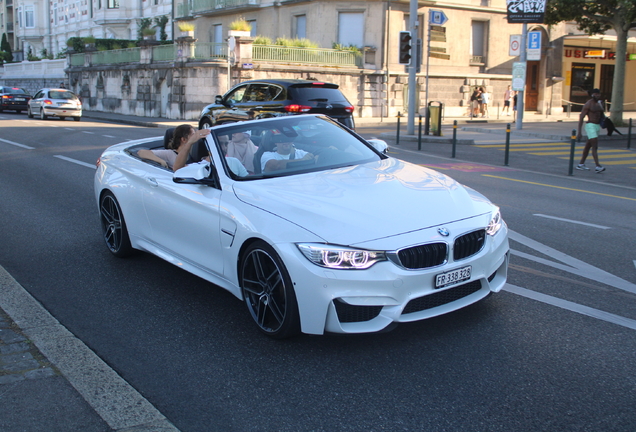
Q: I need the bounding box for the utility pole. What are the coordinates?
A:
[406,0,418,135]
[516,23,527,130]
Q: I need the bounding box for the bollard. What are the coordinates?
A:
[452,120,457,158]
[568,129,577,176]
[418,115,423,151]
[628,118,632,149]
[504,123,511,166]
[396,112,401,146]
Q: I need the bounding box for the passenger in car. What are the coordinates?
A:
[138,124,210,171]
[261,137,315,172]
[226,131,258,173]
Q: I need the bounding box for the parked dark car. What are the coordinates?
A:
[0,86,32,113]
[199,79,355,130]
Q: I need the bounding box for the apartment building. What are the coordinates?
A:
[3,0,172,60]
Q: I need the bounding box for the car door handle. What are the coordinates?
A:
[254,106,264,109]
[147,177,158,187]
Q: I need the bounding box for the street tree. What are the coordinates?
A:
[545,0,636,125]
[1,33,13,63]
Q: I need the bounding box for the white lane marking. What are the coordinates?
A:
[103,135,116,138]
[0,137,35,149]
[509,230,636,295]
[82,131,95,134]
[504,284,636,331]
[65,128,75,131]
[54,155,97,169]
[533,214,611,229]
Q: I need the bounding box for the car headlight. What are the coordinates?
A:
[486,208,503,236]
[297,244,386,270]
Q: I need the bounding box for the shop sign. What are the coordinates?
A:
[506,0,546,24]
[564,48,634,61]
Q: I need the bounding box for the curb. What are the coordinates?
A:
[0,265,180,432]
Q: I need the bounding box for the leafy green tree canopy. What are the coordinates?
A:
[544,0,636,123]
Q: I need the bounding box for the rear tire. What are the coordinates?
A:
[40,109,47,120]
[59,117,65,121]
[99,191,133,258]
[74,116,81,122]
[27,107,33,118]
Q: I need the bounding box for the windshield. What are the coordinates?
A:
[4,88,28,95]
[212,116,383,180]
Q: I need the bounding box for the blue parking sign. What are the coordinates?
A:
[528,31,541,50]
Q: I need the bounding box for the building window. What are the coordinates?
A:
[338,12,364,47]
[108,0,119,9]
[213,24,223,56]
[25,6,34,28]
[17,7,23,28]
[295,15,306,39]
[470,20,487,64]
[247,19,257,37]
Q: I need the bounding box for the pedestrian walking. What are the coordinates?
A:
[576,88,605,173]
[481,88,490,118]
[503,85,513,116]
[512,91,518,122]
[470,87,482,118]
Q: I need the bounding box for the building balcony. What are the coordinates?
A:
[177,0,260,18]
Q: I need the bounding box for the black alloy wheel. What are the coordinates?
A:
[240,241,300,338]
[99,192,133,257]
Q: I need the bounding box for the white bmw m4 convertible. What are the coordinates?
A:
[95,115,509,338]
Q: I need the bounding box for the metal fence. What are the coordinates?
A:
[70,53,85,66]
[67,43,361,67]
[91,48,141,65]
[253,45,360,67]
[193,43,228,60]
[152,45,176,62]
[177,0,259,17]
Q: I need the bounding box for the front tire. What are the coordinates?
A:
[99,191,133,258]
[240,241,301,338]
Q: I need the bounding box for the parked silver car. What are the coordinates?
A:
[28,88,82,121]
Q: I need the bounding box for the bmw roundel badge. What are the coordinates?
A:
[438,227,450,237]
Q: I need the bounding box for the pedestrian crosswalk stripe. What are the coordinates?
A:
[536,150,634,156]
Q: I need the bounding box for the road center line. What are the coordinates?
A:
[0,137,35,149]
[504,284,636,331]
[483,175,636,202]
[533,214,611,229]
[53,155,97,169]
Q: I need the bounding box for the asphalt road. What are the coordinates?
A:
[1,112,636,431]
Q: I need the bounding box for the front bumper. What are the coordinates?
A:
[278,221,509,335]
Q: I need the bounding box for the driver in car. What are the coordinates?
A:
[261,138,315,172]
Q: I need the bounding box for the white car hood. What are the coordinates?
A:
[233,158,494,245]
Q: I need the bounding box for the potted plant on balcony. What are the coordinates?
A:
[142,28,157,41]
[178,22,195,39]
[228,18,252,38]
[84,35,97,51]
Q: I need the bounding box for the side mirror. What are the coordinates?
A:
[173,162,215,185]
[367,138,389,155]
[215,95,223,105]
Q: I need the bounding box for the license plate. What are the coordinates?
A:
[15,98,25,101]
[435,265,471,288]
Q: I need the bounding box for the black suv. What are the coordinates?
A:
[0,86,32,113]
[199,79,355,130]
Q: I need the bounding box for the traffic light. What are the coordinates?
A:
[399,31,412,64]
